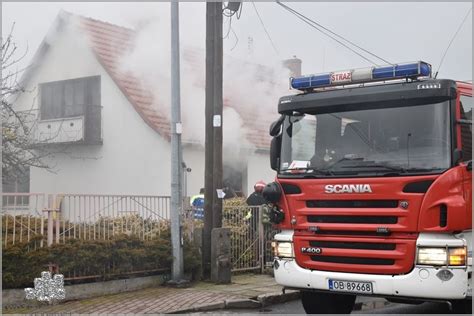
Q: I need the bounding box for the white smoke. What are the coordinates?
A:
[114,4,293,153]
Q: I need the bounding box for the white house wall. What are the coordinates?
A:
[14,21,173,195]
[246,152,276,195]
[12,19,274,198]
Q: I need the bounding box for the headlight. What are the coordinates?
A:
[417,247,466,266]
[448,247,467,266]
[271,241,294,258]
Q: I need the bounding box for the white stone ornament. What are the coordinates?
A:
[25,271,66,302]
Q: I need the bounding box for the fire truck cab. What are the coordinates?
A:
[265,62,472,314]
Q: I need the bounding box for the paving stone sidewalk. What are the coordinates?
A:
[4,274,297,314]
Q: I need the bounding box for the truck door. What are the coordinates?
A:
[459,94,472,216]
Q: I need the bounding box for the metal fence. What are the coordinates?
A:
[1,193,171,248]
[2,193,277,273]
[56,194,171,243]
[2,193,47,248]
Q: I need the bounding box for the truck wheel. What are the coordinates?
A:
[450,299,472,314]
[300,291,356,314]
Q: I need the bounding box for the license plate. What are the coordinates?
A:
[328,279,373,294]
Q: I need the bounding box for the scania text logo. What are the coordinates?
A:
[301,247,322,254]
[324,184,372,194]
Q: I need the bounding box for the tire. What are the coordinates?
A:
[301,291,356,314]
[450,299,472,314]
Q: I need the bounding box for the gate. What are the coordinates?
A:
[222,205,278,272]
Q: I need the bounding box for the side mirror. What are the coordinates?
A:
[270,136,281,171]
[262,182,282,203]
[269,115,285,137]
[467,161,472,171]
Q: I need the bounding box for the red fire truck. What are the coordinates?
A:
[264,61,472,313]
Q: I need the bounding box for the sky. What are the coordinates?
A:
[2,2,472,81]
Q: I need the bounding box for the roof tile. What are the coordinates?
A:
[77,14,274,149]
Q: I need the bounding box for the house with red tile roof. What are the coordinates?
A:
[11,11,297,197]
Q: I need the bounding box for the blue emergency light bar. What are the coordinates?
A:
[290,61,432,91]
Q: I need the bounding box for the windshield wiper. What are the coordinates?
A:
[311,169,334,176]
[342,163,405,172]
[326,157,364,169]
[280,168,334,177]
[401,167,444,173]
[314,156,371,174]
[342,164,443,175]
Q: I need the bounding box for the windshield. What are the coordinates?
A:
[280,101,451,177]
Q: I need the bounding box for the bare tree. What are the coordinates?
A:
[1,24,51,182]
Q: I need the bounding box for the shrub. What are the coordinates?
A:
[2,232,200,289]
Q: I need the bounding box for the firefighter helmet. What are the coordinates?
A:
[254,180,266,193]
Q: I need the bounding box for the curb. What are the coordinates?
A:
[171,290,301,313]
[257,290,301,307]
[225,298,261,309]
[170,290,387,313]
[170,302,226,314]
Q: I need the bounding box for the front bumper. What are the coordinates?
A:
[273,231,471,300]
[274,258,468,299]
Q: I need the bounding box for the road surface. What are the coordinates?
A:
[194,300,456,314]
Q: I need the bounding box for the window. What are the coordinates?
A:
[460,95,472,161]
[2,167,30,193]
[40,76,100,120]
[280,102,451,176]
[39,76,102,143]
[2,167,30,207]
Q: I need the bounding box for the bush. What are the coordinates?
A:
[2,231,200,289]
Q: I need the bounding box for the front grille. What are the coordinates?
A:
[312,230,391,237]
[310,256,395,265]
[309,240,396,250]
[308,215,398,224]
[306,200,398,208]
[294,235,417,274]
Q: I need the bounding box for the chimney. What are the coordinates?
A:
[282,56,302,77]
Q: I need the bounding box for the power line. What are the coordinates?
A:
[277,2,378,65]
[434,7,472,78]
[236,2,243,19]
[230,27,239,51]
[252,2,279,55]
[223,15,233,39]
[277,1,391,66]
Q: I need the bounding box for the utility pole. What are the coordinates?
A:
[203,2,215,280]
[170,1,184,281]
[212,2,223,230]
[203,2,223,279]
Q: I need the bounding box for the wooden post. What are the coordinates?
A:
[259,206,265,274]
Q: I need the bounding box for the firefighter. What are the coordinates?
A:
[245,181,269,229]
[190,188,205,220]
[245,181,273,267]
[246,181,267,206]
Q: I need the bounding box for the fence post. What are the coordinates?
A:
[47,209,53,247]
[46,194,54,247]
[4,215,8,248]
[54,195,62,244]
[40,210,44,248]
[258,206,265,274]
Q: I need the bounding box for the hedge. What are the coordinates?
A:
[2,229,201,289]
